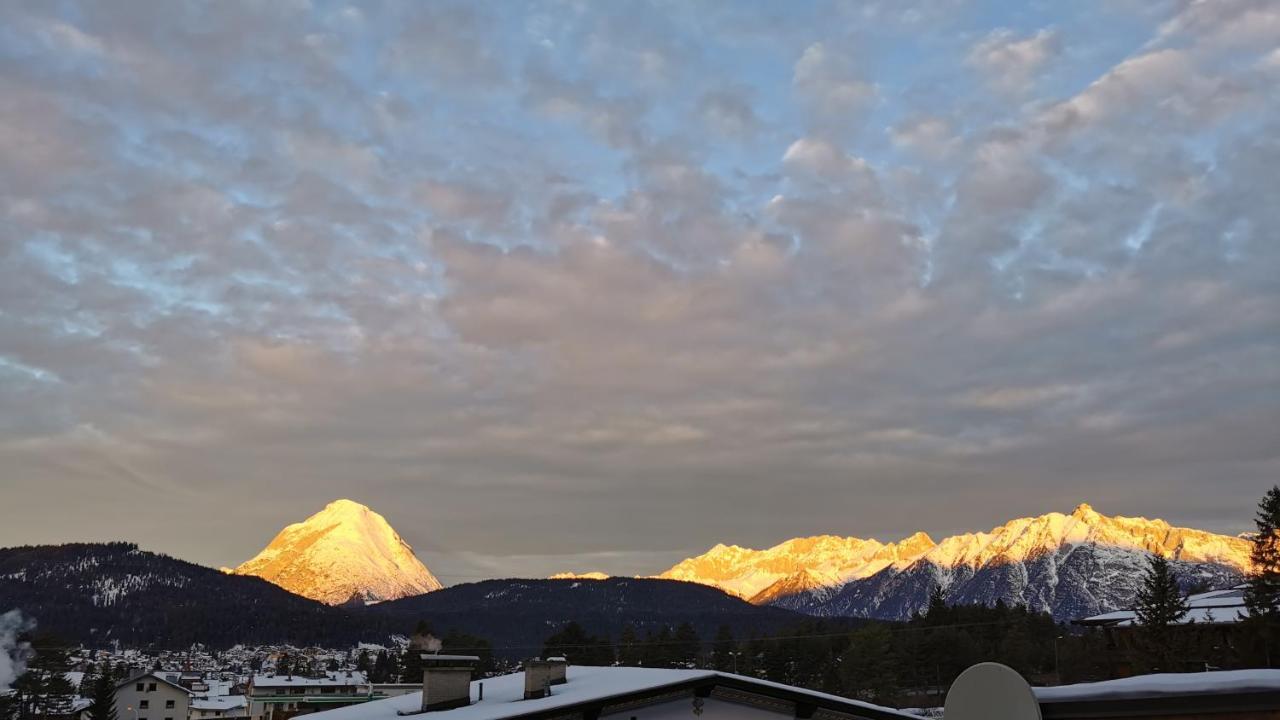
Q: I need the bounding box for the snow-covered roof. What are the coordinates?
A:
[1076,584,1249,626]
[307,666,914,720]
[117,672,194,695]
[252,672,368,688]
[191,696,249,712]
[1035,669,1280,703]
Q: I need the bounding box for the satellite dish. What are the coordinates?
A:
[944,662,1042,720]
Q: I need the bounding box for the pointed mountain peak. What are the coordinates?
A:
[1071,502,1101,521]
[898,531,936,551]
[233,499,442,605]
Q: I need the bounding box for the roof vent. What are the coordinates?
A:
[420,655,479,712]
[523,658,568,700]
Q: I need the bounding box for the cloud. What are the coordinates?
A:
[793,42,877,134]
[0,0,1276,579]
[968,28,1059,93]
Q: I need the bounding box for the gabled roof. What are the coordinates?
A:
[116,672,194,695]
[307,666,915,720]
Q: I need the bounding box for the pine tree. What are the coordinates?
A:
[88,663,118,720]
[711,625,736,672]
[841,625,897,703]
[1135,555,1190,626]
[1245,486,1280,621]
[1133,554,1190,671]
[617,625,641,667]
[12,635,75,720]
[673,623,701,667]
[1244,486,1280,666]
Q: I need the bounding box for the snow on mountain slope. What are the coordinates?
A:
[658,504,1252,620]
[549,571,611,580]
[658,533,930,600]
[233,499,442,605]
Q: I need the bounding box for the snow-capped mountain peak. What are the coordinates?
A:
[232,499,442,605]
[658,504,1253,620]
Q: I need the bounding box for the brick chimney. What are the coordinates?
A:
[420,655,479,712]
[523,658,568,699]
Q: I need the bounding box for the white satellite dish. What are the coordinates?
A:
[944,662,1042,720]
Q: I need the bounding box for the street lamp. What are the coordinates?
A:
[1054,636,1064,685]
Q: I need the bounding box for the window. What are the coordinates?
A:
[148,683,157,692]
[136,683,145,691]
[140,700,150,709]
[165,701,175,709]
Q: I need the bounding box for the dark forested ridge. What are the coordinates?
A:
[0,543,387,647]
[0,543,811,654]
[367,577,819,656]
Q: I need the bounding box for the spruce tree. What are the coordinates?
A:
[711,625,736,672]
[1133,554,1189,671]
[673,623,701,667]
[12,636,75,720]
[1245,486,1280,621]
[88,663,118,720]
[617,625,641,667]
[1244,486,1280,666]
[1135,555,1190,626]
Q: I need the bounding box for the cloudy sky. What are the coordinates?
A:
[1,0,1278,582]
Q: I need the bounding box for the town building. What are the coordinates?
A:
[190,695,250,720]
[116,672,194,720]
[246,672,371,720]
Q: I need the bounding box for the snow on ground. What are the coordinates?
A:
[1035,669,1280,702]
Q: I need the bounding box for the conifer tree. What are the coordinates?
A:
[711,625,736,672]
[673,623,701,667]
[1245,486,1280,621]
[841,625,897,703]
[1134,554,1189,671]
[1244,486,1280,666]
[1135,555,1190,626]
[617,625,641,667]
[88,663,118,720]
[12,636,75,720]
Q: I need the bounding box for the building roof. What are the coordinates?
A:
[1075,584,1249,626]
[251,672,369,688]
[1036,669,1280,702]
[1034,670,1280,719]
[116,672,194,695]
[307,666,915,720]
[191,696,249,712]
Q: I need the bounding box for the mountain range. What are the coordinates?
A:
[657,503,1252,620]
[0,499,1256,651]
[0,543,805,655]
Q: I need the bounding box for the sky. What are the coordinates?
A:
[0,0,1278,584]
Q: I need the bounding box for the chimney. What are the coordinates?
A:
[420,655,479,712]
[523,658,568,699]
